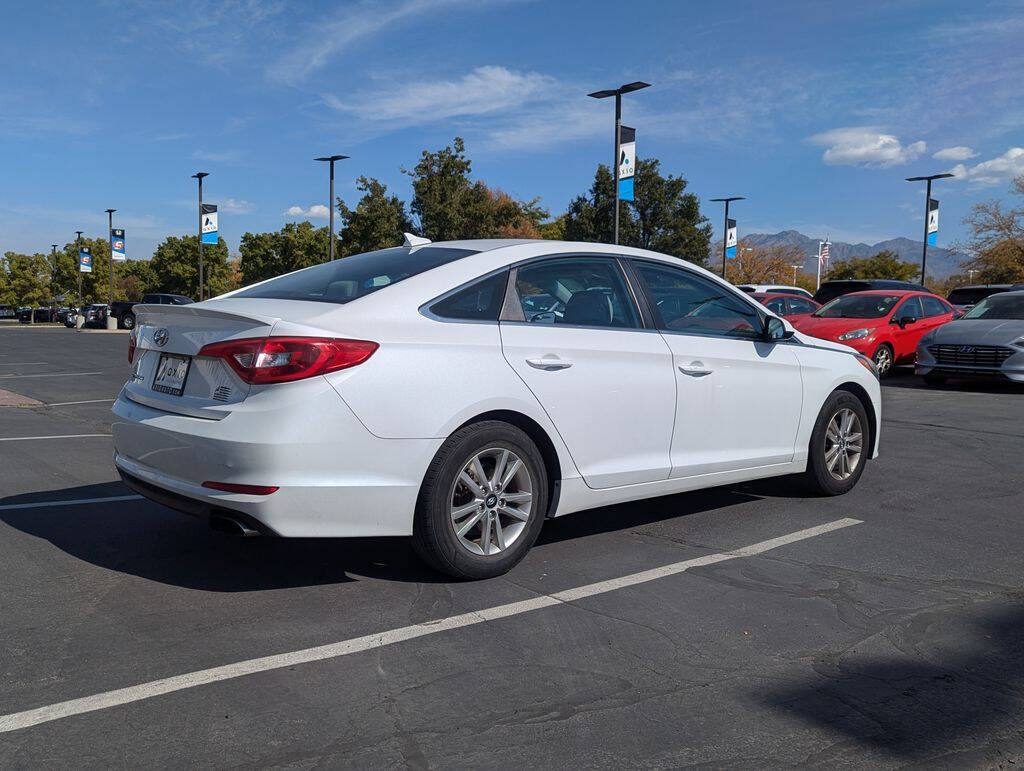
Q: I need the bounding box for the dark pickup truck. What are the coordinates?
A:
[108,293,194,329]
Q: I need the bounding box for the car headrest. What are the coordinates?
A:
[562,289,613,326]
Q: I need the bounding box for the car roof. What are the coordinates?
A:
[839,289,921,297]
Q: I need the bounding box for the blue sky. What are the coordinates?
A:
[2,0,1022,260]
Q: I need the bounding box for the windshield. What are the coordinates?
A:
[813,294,900,319]
[231,246,477,304]
[962,294,1024,320]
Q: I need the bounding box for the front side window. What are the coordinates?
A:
[633,262,762,339]
[763,297,787,315]
[513,258,639,328]
[894,296,924,320]
[788,297,818,314]
[814,294,900,319]
[232,246,477,305]
[427,271,508,321]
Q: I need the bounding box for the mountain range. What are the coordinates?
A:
[735,230,966,279]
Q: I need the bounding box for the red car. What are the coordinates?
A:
[790,290,955,376]
[750,292,821,320]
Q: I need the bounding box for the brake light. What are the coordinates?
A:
[202,481,279,495]
[197,336,378,384]
[128,328,137,363]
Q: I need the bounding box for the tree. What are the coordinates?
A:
[958,174,1024,283]
[116,259,157,302]
[405,137,545,240]
[561,161,711,264]
[150,235,233,298]
[2,251,51,317]
[537,214,567,240]
[722,242,806,284]
[827,250,919,281]
[337,176,413,255]
[239,221,329,286]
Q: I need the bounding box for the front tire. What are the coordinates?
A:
[804,390,869,495]
[122,313,136,330]
[872,343,894,378]
[413,421,548,580]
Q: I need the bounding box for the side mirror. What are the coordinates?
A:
[764,316,794,342]
[896,316,917,328]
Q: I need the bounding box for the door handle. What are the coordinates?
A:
[526,356,573,371]
[678,361,713,376]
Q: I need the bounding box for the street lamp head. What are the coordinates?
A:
[905,173,956,182]
[192,172,209,180]
[315,155,349,162]
[75,231,84,238]
[618,81,651,94]
[587,89,618,99]
[710,196,746,203]
[105,208,116,214]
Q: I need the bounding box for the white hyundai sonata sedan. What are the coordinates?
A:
[113,238,881,579]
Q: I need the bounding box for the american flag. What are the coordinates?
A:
[819,240,831,269]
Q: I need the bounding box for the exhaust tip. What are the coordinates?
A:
[209,514,261,537]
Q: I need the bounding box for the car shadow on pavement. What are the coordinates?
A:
[758,602,1024,762]
[883,371,1024,394]
[2,475,820,591]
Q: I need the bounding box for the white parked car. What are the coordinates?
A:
[113,238,881,579]
[737,284,814,300]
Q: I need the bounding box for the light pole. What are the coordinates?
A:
[905,172,954,285]
[315,155,349,261]
[587,81,650,244]
[710,197,745,280]
[75,230,84,323]
[790,263,802,285]
[192,172,209,300]
[105,208,116,326]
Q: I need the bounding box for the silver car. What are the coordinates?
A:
[916,290,1024,385]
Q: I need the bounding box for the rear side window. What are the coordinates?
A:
[513,257,639,329]
[427,271,509,321]
[233,246,477,305]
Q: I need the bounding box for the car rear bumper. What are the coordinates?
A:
[111,380,443,537]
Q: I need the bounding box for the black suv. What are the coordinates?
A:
[813,279,929,305]
[109,293,194,329]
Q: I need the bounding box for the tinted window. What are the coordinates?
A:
[894,296,924,320]
[764,298,786,314]
[814,281,870,304]
[814,294,900,318]
[963,294,1024,319]
[428,271,508,321]
[788,297,818,314]
[233,246,476,304]
[634,262,762,339]
[920,296,949,317]
[948,287,1007,305]
[514,258,639,328]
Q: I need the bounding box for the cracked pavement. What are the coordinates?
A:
[1,329,1022,768]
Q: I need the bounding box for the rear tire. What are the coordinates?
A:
[122,313,135,330]
[872,343,894,378]
[923,372,947,386]
[413,421,548,580]
[804,390,869,496]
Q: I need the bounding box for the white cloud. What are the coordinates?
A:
[266,0,523,85]
[284,204,330,220]
[933,146,978,161]
[325,66,556,123]
[809,127,926,168]
[220,198,254,214]
[947,147,1024,186]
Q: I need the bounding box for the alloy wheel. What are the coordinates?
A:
[824,408,863,481]
[449,447,534,556]
[873,346,892,375]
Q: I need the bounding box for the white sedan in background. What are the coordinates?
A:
[113,238,881,579]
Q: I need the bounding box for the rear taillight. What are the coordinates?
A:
[128,328,138,363]
[197,336,378,384]
[202,481,279,495]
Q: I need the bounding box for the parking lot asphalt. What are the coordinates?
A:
[1,327,1022,768]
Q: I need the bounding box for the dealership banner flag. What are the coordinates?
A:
[110,228,126,262]
[725,218,737,258]
[618,125,636,202]
[927,198,939,245]
[201,203,219,245]
[79,245,92,273]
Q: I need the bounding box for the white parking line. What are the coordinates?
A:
[0,372,102,379]
[46,398,116,407]
[0,494,143,511]
[0,434,111,442]
[0,517,860,734]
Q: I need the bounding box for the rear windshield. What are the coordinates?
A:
[232,246,477,304]
[962,294,1024,319]
[948,287,1006,305]
[814,294,900,318]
